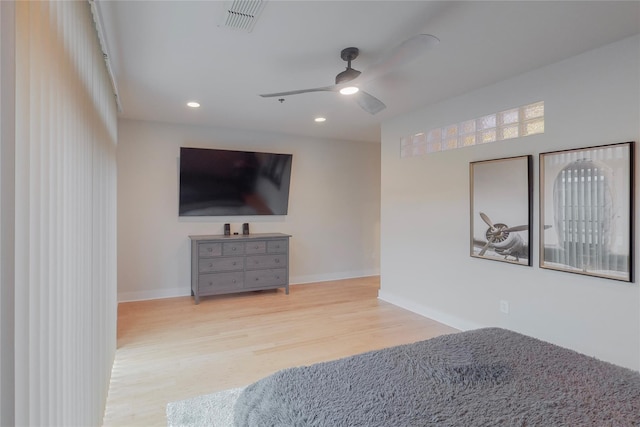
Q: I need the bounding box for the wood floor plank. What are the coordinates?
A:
[102,277,458,426]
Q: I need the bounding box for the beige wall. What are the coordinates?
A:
[117,119,381,301]
[380,35,640,370]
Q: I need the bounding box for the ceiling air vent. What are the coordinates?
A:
[219,0,267,33]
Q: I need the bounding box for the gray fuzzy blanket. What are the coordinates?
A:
[234,328,640,426]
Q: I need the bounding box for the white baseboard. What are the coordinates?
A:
[377,290,484,332]
[118,287,190,303]
[117,270,380,303]
[291,269,380,285]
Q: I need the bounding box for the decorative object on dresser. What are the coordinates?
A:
[189,233,291,304]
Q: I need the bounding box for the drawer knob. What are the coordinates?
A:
[232,247,236,251]
[207,248,212,252]
[255,277,259,281]
[208,263,213,267]
[275,259,280,263]
[232,261,236,266]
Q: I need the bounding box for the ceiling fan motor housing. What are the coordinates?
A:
[335,47,361,84]
[340,47,359,62]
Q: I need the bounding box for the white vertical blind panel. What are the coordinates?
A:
[14,0,117,425]
[0,1,18,425]
[29,4,43,424]
[14,1,30,423]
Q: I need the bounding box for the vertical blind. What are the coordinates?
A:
[13,0,118,425]
[0,1,17,426]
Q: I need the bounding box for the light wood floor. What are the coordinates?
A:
[102,277,458,426]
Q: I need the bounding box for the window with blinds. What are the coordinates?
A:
[9,1,118,425]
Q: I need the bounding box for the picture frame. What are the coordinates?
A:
[470,155,532,266]
[539,141,634,282]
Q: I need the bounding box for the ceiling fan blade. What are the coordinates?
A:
[359,34,440,83]
[260,85,335,98]
[354,90,386,115]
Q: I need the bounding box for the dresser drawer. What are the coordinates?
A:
[246,254,287,270]
[245,241,267,254]
[245,268,287,289]
[199,257,244,273]
[267,239,288,253]
[199,242,222,258]
[198,272,244,294]
[223,242,245,255]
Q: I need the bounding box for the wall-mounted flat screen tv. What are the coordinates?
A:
[179,147,293,216]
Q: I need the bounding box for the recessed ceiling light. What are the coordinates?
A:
[339,86,359,95]
[314,117,326,123]
[187,101,200,108]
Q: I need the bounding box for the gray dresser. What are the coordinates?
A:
[189,233,291,304]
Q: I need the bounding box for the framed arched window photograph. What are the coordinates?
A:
[539,141,634,282]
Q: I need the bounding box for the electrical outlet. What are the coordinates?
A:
[499,300,510,314]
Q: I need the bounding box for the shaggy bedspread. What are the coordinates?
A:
[234,328,640,426]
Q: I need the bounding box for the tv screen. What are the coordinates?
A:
[179,147,293,216]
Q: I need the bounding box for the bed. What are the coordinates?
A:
[232,328,640,426]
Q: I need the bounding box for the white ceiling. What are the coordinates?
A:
[95,1,640,143]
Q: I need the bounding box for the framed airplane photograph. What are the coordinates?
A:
[470,155,533,266]
[539,142,634,282]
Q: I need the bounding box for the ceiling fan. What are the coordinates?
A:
[259,34,440,115]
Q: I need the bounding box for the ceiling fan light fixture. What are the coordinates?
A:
[339,86,359,95]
